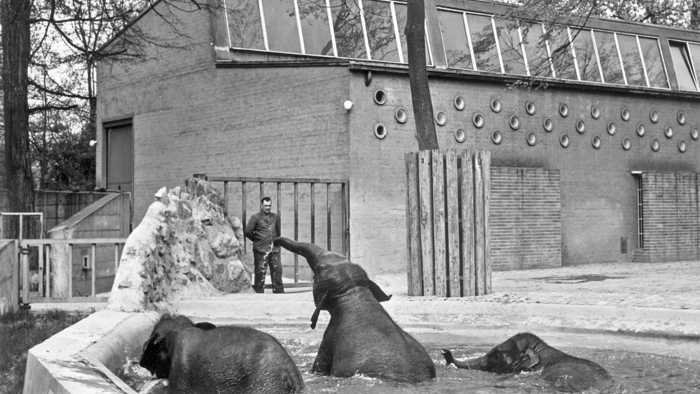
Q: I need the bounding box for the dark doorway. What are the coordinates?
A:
[105,122,133,197]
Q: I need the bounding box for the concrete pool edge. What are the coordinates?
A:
[23,298,700,393]
[23,310,159,394]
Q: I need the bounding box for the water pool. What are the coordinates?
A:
[289,342,700,393]
[122,324,700,393]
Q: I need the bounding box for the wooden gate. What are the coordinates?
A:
[405,150,491,296]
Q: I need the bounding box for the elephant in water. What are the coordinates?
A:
[140,314,304,394]
[273,237,436,383]
[442,332,612,392]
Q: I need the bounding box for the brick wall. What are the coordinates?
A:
[641,172,700,261]
[490,167,562,270]
[97,2,351,223]
[347,71,700,273]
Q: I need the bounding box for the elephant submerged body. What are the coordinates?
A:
[274,237,436,383]
[442,332,612,392]
[140,315,303,394]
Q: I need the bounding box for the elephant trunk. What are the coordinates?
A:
[273,237,326,273]
[442,349,488,370]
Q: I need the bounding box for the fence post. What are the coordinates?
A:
[91,244,97,297]
[405,153,422,296]
[481,151,492,294]
[38,244,44,297]
[20,245,31,303]
[46,244,51,298]
[431,150,447,297]
[417,150,434,296]
[460,151,475,296]
[67,244,73,299]
[445,150,460,297]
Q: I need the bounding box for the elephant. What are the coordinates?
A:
[140,314,304,394]
[441,332,613,392]
[273,237,436,383]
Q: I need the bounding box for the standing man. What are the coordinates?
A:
[245,197,284,293]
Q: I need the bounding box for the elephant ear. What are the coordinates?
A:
[310,292,328,329]
[368,280,392,302]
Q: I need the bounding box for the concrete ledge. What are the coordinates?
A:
[23,310,159,394]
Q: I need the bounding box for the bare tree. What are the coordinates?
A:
[1,0,35,229]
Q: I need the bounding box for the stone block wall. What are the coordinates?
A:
[490,167,562,270]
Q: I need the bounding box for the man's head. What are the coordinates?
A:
[261,197,272,214]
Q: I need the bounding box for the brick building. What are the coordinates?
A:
[96,0,700,276]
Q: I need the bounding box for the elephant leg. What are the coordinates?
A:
[311,335,332,374]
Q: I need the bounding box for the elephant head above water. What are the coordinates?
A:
[442,332,613,392]
[273,237,436,383]
[140,314,304,394]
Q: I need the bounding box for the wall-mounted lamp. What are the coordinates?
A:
[343,100,353,111]
[89,139,97,147]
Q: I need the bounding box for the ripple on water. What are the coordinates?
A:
[283,342,700,394]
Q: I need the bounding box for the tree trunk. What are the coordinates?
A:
[1,0,35,237]
[405,0,438,150]
[691,0,700,30]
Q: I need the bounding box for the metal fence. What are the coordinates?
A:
[207,176,350,284]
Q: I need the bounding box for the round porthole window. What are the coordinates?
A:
[435,111,447,126]
[677,111,687,125]
[560,134,570,148]
[525,101,536,115]
[526,133,537,146]
[575,120,585,134]
[559,103,569,118]
[622,138,631,151]
[592,135,601,149]
[454,95,465,111]
[621,107,631,121]
[664,126,673,139]
[455,128,466,143]
[543,118,554,132]
[509,115,520,130]
[373,123,387,139]
[651,139,660,152]
[607,122,617,136]
[490,98,502,113]
[591,105,600,120]
[679,140,688,153]
[649,110,659,124]
[373,89,387,105]
[636,123,646,137]
[691,128,699,141]
[394,107,408,124]
[472,112,485,129]
[491,130,503,145]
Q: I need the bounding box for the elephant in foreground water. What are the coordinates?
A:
[140,314,303,394]
[274,237,436,383]
[442,332,613,392]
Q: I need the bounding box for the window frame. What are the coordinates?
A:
[669,39,700,92]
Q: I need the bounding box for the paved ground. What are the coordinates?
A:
[31,260,700,359]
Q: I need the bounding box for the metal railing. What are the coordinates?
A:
[19,238,127,302]
[207,176,350,283]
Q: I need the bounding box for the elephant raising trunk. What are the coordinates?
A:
[274,237,436,384]
[273,237,329,274]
